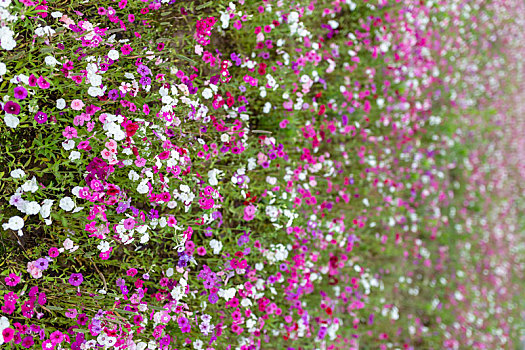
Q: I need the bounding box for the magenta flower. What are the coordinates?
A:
[5,273,20,287]
[121,44,133,55]
[14,86,28,99]
[34,111,48,124]
[37,76,50,89]
[48,247,59,257]
[68,273,83,286]
[28,74,37,86]
[3,101,20,115]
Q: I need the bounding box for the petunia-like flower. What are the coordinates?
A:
[68,273,83,287]
[35,258,49,271]
[13,86,28,99]
[5,273,20,287]
[28,74,37,86]
[137,64,151,76]
[3,101,20,115]
[121,44,133,55]
[37,76,50,89]
[2,216,24,231]
[71,99,85,111]
[4,114,19,128]
[62,126,77,139]
[34,111,48,124]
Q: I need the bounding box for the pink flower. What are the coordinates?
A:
[48,247,60,257]
[123,218,135,230]
[197,246,207,256]
[37,76,50,89]
[5,273,20,287]
[71,99,85,111]
[27,261,43,279]
[121,44,133,55]
[62,126,78,139]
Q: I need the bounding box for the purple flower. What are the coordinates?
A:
[14,86,28,99]
[34,111,48,124]
[35,258,49,270]
[108,89,119,101]
[116,278,126,287]
[4,101,21,115]
[137,64,151,76]
[22,336,34,348]
[139,76,151,86]
[178,317,189,328]
[208,293,218,304]
[68,273,83,287]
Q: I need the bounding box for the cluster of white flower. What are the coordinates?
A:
[101,113,126,141]
[3,171,62,232]
[170,184,196,212]
[209,239,223,254]
[0,19,16,51]
[218,287,236,301]
[207,168,224,186]
[262,243,289,264]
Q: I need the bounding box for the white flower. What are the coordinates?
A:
[136,342,147,350]
[63,238,74,250]
[45,55,59,67]
[0,35,16,51]
[40,199,54,218]
[69,151,81,161]
[10,168,25,179]
[34,26,56,37]
[89,74,102,87]
[62,139,75,150]
[220,133,230,142]
[56,98,66,109]
[4,114,19,128]
[0,62,6,75]
[208,169,219,186]
[218,287,236,301]
[209,239,223,254]
[2,216,24,230]
[128,170,140,181]
[193,339,204,350]
[59,197,75,211]
[170,285,184,301]
[108,49,119,60]
[97,241,110,252]
[25,201,41,215]
[88,86,103,97]
[51,11,62,18]
[21,177,39,193]
[166,267,174,277]
[137,180,149,194]
[202,88,213,99]
[140,232,150,244]
[263,102,272,113]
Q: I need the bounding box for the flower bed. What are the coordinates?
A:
[0,0,524,349]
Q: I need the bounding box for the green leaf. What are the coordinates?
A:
[46,305,64,311]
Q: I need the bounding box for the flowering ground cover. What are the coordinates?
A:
[0,0,524,349]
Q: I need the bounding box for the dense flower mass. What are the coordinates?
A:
[0,0,524,349]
